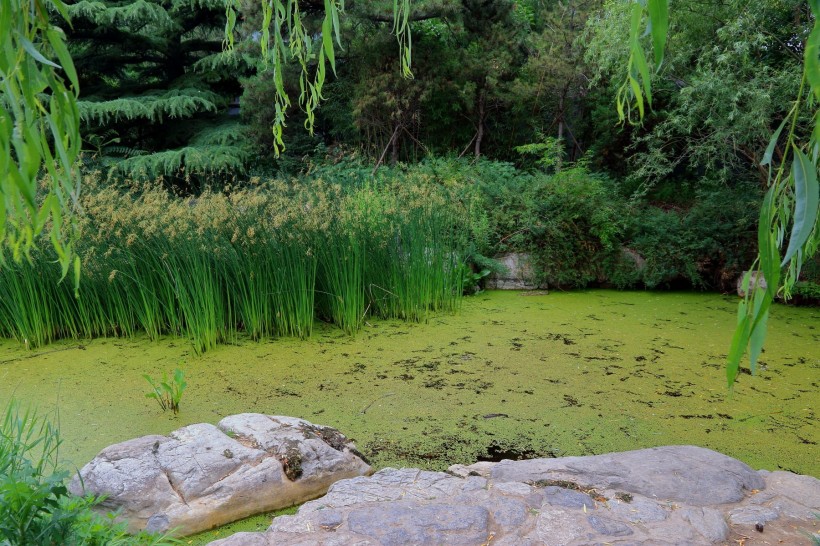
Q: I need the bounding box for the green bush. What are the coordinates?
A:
[608,183,761,290]
[0,401,175,545]
[454,158,625,288]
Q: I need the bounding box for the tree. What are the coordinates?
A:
[609,0,819,387]
[66,0,254,188]
[586,0,806,187]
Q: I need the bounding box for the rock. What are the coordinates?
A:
[486,253,542,290]
[621,247,647,272]
[679,507,730,542]
[737,270,767,297]
[478,445,765,505]
[728,505,779,525]
[69,414,371,536]
[207,445,820,546]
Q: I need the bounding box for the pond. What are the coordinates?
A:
[0,290,817,541]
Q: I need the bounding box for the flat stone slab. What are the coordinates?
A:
[209,446,820,546]
[69,414,371,536]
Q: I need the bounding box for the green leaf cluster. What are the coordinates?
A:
[144,369,187,414]
[1,0,81,286]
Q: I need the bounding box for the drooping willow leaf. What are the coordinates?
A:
[647,0,668,69]
[1,0,81,291]
[616,0,666,124]
[223,0,412,156]
[781,147,819,267]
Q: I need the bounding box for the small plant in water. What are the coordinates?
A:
[144,368,187,414]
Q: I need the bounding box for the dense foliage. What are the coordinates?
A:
[2,0,819,358]
[64,0,254,185]
[1,0,81,284]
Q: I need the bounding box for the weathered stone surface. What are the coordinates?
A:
[486,252,542,290]
[737,270,767,297]
[478,445,765,505]
[679,507,730,542]
[69,414,371,536]
[208,445,820,546]
[728,505,779,525]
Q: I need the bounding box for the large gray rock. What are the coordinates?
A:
[209,446,820,546]
[69,414,371,536]
[461,445,766,505]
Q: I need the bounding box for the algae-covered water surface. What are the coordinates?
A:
[1,290,817,480]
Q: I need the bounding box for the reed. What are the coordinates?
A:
[0,172,473,352]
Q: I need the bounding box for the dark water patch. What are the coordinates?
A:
[454,380,493,393]
[545,333,577,345]
[562,395,581,407]
[584,355,620,362]
[478,442,548,462]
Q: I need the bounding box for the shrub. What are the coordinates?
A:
[459,159,625,288]
[608,182,761,290]
[0,401,175,545]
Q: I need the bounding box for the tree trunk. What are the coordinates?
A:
[556,93,564,173]
[474,90,486,159]
[390,124,399,165]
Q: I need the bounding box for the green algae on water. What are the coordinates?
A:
[0,290,817,481]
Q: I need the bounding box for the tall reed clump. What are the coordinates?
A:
[0,172,473,352]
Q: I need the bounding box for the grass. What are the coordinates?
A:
[0,176,473,352]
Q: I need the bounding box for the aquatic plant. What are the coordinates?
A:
[0,174,473,352]
[144,369,188,414]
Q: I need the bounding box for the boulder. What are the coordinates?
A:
[68,414,371,536]
[486,252,542,290]
[737,270,767,297]
[209,445,820,546]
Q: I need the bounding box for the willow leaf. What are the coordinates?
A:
[781,148,819,266]
[322,1,335,75]
[727,302,750,388]
[46,28,78,91]
[19,36,60,69]
[748,306,768,374]
[761,117,788,167]
[647,0,668,69]
[807,3,820,102]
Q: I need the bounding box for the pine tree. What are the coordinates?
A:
[64,0,256,187]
